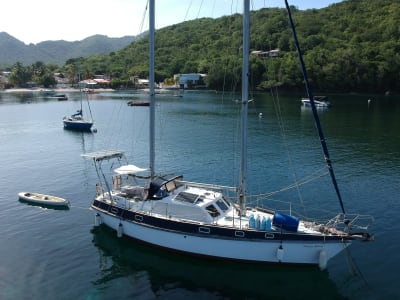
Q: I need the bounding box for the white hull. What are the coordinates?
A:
[83,0,373,272]
[301,98,331,107]
[95,210,349,266]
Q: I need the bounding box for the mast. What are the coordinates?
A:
[78,58,83,116]
[149,0,155,178]
[238,0,250,216]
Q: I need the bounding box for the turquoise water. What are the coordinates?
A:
[0,90,399,299]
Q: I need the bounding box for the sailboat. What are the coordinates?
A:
[82,0,373,270]
[63,61,94,131]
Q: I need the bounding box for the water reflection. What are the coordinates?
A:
[0,90,57,104]
[91,225,345,299]
[18,198,70,210]
[62,128,96,155]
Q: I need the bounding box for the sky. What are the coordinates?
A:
[2,0,343,45]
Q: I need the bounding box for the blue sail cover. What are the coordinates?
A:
[72,110,82,117]
[272,212,300,232]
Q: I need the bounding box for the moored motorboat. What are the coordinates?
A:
[127,100,150,106]
[301,96,331,107]
[18,192,70,207]
[53,94,68,101]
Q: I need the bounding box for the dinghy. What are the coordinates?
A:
[18,192,70,208]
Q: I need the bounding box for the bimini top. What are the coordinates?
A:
[81,150,124,161]
[114,164,148,175]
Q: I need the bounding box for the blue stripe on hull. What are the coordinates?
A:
[63,121,93,131]
[92,200,350,243]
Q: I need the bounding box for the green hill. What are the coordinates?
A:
[77,0,399,93]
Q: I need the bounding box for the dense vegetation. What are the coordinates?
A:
[74,0,400,93]
[6,0,400,93]
[6,62,58,88]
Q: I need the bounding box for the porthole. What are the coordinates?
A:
[235,231,245,237]
[265,233,275,239]
[199,227,210,234]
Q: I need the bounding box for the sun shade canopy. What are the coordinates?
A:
[114,164,148,175]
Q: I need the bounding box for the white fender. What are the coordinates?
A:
[277,245,284,262]
[117,223,123,238]
[319,250,327,270]
[96,183,102,196]
[94,213,101,227]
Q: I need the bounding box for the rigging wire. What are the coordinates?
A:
[269,86,306,211]
[285,0,373,290]
[210,0,239,188]
[344,247,376,297]
[284,0,346,214]
[249,3,307,212]
[138,0,149,34]
[184,0,194,21]
[246,1,305,207]
[196,0,204,19]
[247,167,328,200]
[85,92,94,121]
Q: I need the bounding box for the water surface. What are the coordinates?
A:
[0,90,398,299]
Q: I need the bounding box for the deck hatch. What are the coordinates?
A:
[174,192,198,204]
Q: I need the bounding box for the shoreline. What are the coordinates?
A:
[1,88,115,93]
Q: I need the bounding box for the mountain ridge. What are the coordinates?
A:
[0,32,139,68]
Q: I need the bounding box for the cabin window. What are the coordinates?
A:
[155,187,168,199]
[165,180,176,192]
[195,195,205,203]
[206,205,220,218]
[222,196,231,207]
[216,199,229,212]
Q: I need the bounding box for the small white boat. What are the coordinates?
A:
[301,96,331,108]
[18,192,70,207]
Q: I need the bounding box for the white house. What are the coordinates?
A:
[174,73,207,89]
[251,49,281,58]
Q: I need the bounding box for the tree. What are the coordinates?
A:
[8,62,32,87]
[56,0,400,93]
[37,73,57,87]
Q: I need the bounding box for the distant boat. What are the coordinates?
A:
[41,90,67,100]
[18,192,69,208]
[52,94,68,101]
[301,96,331,108]
[127,100,150,106]
[63,60,94,131]
[63,109,94,131]
[83,88,95,94]
[40,89,56,96]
